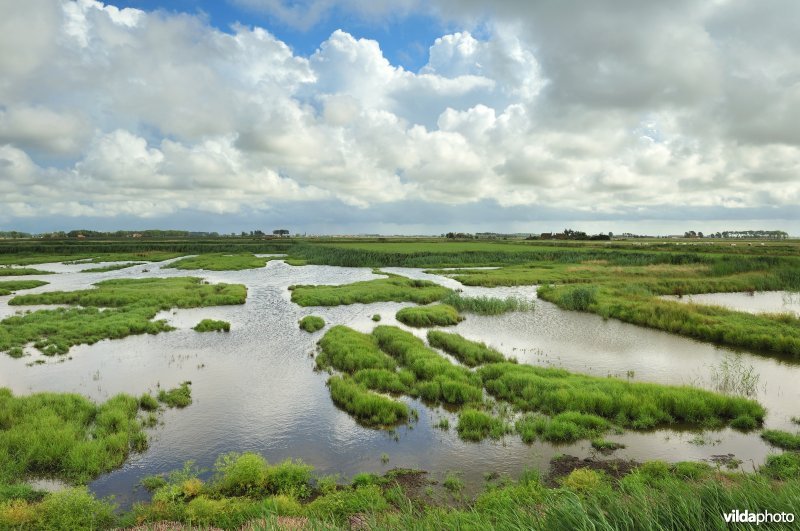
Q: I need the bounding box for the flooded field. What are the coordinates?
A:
[663,291,800,317]
[1,259,798,507]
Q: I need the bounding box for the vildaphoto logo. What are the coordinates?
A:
[723,510,795,525]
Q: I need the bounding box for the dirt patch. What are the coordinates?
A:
[546,455,639,487]
[382,468,433,502]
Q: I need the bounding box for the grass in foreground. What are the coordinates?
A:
[290,274,451,307]
[0,280,48,296]
[427,330,505,367]
[165,253,274,271]
[4,452,800,530]
[0,388,147,484]
[395,304,462,327]
[298,315,325,333]
[1,277,246,357]
[193,319,231,332]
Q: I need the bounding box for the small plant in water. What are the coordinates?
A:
[380,453,389,464]
[709,353,760,397]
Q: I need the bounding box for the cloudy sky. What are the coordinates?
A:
[1,0,798,235]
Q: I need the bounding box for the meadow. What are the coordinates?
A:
[290,273,450,306]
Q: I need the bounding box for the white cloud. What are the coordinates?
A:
[0,0,797,230]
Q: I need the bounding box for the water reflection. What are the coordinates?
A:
[0,260,796,507]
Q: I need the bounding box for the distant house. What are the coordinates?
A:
[540,232,553,240]
[132,233,143,238]
[76,234,86,239]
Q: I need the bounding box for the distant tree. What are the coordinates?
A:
[273,229,290,237]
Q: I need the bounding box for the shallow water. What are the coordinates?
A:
[0,261,797,506]
[662,291,800,317]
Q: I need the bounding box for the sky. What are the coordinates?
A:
[1,0,798,236]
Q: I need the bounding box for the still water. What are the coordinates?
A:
[0,260,798,506]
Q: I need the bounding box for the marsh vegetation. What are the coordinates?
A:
[0,238,798,527]
[395,304,463,327]
[0,277,246,357]
[298,315,325,333]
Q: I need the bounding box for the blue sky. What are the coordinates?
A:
[103,0,447,71]
[0,1,797,235]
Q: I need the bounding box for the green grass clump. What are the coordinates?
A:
[479,362,764,430]
[138,393,159,411]
[214,452,313,499]
[760,452,800,479]
[10,277,246,309]
[440,292,534,315]
[193,319,231,332]
[0,388,146,484]
[427,331,505,367]
[317,326,397,373]
[372,326,483,405]
[298,315,325,333]
[591,438,626,452]
[372,314,381,322]
[157,382,192,408]
[456,409,509,441]
[166,253,274,271]
[730,414,758,431]
[290,274,451,307]
[0,267,52,276]
[761,429,800,450]
[516,412,611,443]
[327,376,408,426]
[396,304,462,327]
[0,487,117,529]
[546,285,598,311]
[79,262,143,273]
[0,280,48,296]
[1,277,246,357]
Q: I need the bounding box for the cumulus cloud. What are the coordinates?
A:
[0,0,797,231]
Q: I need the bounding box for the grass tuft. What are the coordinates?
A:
[299,315,325,333]
[427,330,505,367]
[193,319,231,332]
[395,304,462,327]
